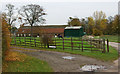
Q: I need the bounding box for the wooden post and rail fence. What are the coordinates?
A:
[11,36,109,53]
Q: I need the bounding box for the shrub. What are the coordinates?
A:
[40,34,53,48]
[92,28,103,36]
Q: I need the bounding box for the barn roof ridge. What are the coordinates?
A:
[20,25,68,29]
[65,26,82,29]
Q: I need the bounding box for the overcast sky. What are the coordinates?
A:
[0,0,119,28]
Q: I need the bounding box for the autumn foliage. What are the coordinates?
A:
[1,13,11,59]
[68,11,119,36]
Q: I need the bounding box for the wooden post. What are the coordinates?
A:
[102,39,106,53]
[100,40,102,49]
[14,36,16,45]
[71,37,73,51]
[25,37,26,46]
[79,37,80,50]
[90,38,92,51]
[19,37,21,45]
[55,37,56,46]
[40,41,42,48]
[30,37,31,46]
[47,38,49,48]
[82,39,83,52]
[55,38,57,49]
[63,38,64,50]
[99,39,100,48]
[97,40,98,48]
[107,39,109,52]
[34,37,36,47]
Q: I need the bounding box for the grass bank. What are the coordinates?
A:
[2,50,53,72]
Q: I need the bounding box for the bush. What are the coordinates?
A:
[40,34,53,48]
[92,28,103,36]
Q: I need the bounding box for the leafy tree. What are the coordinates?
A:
[93,11,106,23]
[81,18,86,31]
[93,11,107,35]
[68,17,81,26]
[108,16,114,24]
[100,19,108,32]
[87,17,95,35]
[92,28,103,36]
[112,15,120,34]
[18,4,46,37]
[104,16,114,35]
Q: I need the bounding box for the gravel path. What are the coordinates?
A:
[11,46,118,72]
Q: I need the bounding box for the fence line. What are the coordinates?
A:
[11,36,109,53]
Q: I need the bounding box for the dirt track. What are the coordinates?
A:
[11,46,118,72]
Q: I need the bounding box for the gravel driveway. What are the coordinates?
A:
[11,46,118,72]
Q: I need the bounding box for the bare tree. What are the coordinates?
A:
[5,4,17,32]
[18,4,46,37]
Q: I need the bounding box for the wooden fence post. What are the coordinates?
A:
[102,39,106,53]
[71,37,73,51]
[34,37,36,47]
[19,37,21,45]
[99,39,100,48]
[24,37,26,46]
[90,38,92,51]
[107,39,109,52]
[63,38,64,50]
[100,39,102,49]
[82,39,83,52]
[14,36,16,45]
[79,37,80,50]
[55,38,56,46]
[30,37,31,46]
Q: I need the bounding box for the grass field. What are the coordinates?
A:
[94,35,119,43]
[10,37,118,62]
[2,51,53,72]
[11,37,102,51]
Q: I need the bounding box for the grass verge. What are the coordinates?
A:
[2,50,53,72]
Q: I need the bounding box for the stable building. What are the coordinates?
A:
[16,25,67,37]
[64,26,85,37]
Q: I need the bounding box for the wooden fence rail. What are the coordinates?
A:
[11,37,109,53]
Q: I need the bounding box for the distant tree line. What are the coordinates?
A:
[68,11,120,36]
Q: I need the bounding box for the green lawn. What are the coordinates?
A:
[3,51,53,72]
[94,35,119,43]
